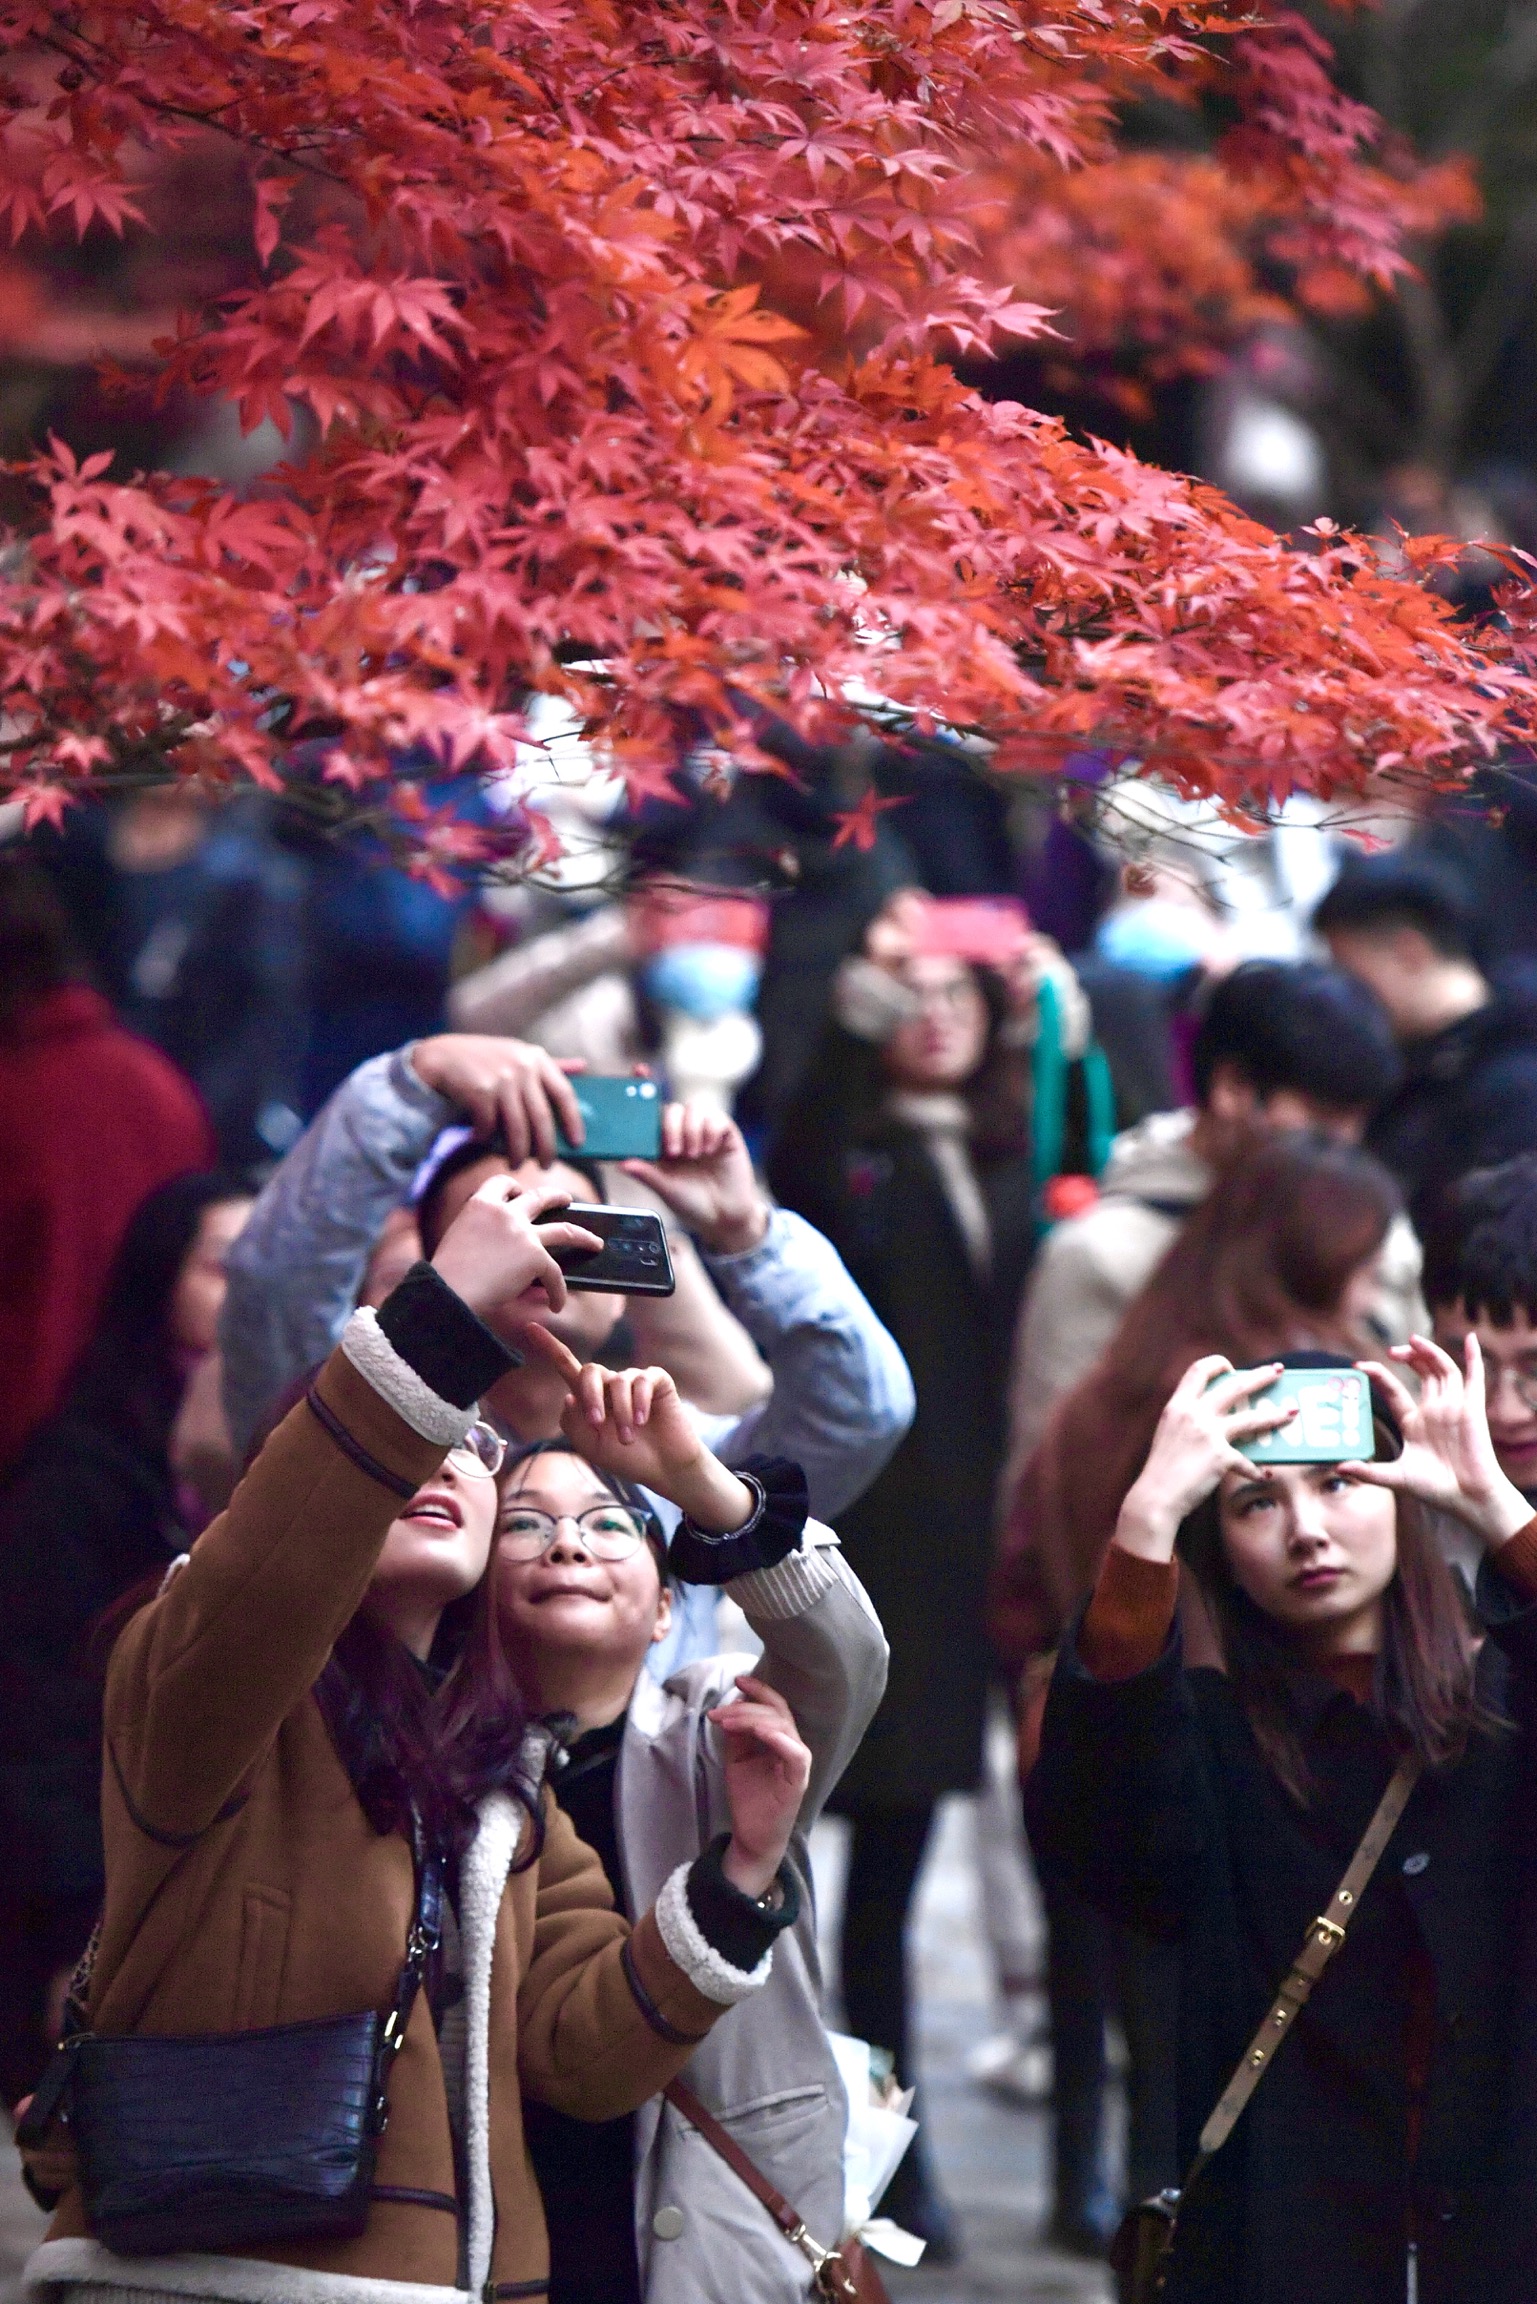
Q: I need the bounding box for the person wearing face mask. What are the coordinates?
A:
[218,1035,914,1682]
[1030,1342,1537,2304]
[483,1325,887,2304]
[17,1176,814,2304]
[765,891,1081,2253]
[1423,1156,1537,1504]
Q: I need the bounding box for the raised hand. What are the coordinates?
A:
[521,1326,756,1531]
[862,887,932,973]
[620,1102,769,1256]
[429,1175,601,1322]
[1116,1357,1297,1561]
[710,1674,813,1899]
[1350,1336,1533,1552]
[411,1032,586,1166]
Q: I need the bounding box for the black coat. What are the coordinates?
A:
[1368,980,1537,1221]
[771,1064,1037,1805]
[1029,1579,1537,2304]
[0,1403,182,1904]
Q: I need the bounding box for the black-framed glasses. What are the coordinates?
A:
[445,1420,508,1481]
[497,1503,649,1561]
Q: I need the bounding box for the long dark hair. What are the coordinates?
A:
[70,1171,248,1469]
[1105,1132,1401,1409]
[1178,1410,1491,1807]
[313,1584,541,1867]
[107,1370,543,1867]
[769,957,1029,1234]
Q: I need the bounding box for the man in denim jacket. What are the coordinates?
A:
[220,1033,914,1671]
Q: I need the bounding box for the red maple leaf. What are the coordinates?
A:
[830,790,911,851]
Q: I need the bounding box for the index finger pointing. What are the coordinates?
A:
[521,1324,586,1384]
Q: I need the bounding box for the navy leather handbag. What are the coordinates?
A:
[17,1845,443,2259]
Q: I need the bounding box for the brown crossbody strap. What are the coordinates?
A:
[664,2076,859,2299]
[1188,1751,1422,2180]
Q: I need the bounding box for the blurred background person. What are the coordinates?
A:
[1003,960,1414,1493]
[0,1171,251,2107]
[992,1130,1403,2258]
[1315,848,1537,1223]
[26,786,305,1172]
[0,856,214,1480]
[1424,1154,1537,1506]
[767,889,1088,2255]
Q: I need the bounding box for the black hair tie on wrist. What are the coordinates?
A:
[667,1455,810,1586]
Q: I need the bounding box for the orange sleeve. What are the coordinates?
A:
[1491,1514,1537,1604]
[1079,1544,1181,1681]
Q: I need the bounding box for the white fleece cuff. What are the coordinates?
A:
[654,1862,773,2005]
[339,1305,478,1446]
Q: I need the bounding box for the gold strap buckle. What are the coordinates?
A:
[1312,1915,1347,1953]
[789,2225,857,2302]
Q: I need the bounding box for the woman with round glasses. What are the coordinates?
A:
[490,1325,890,2304]
[20,1174,816,2304]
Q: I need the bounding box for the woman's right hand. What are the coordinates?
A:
[1115,1357,1294,1562]
[12,2096,76,2198]
[429,1175,602,1322]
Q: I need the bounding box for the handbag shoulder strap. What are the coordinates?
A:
[664,2075,858,2299]
[369,1824,444,2135]
[1188,1750,1421,2179]
[664,2077,802,2238]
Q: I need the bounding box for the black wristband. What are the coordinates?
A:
[375,1260,520,1406]
[667,1455,810,1586]
[685,1832,801,1972]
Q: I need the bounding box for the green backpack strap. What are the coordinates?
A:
[1031,972,1116,1201]
[1031,974,1067,1198]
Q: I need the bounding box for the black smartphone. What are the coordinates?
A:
[539,1202,676,1296]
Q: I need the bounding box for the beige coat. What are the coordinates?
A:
[31,1350,739,2304]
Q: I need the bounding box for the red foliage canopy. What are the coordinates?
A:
[0,0,1532,862]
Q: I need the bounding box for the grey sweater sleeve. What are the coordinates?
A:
[219,1049,454,1459]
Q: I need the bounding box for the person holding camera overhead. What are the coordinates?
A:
[1030,1339,1537,2304]
[767,887,1088,2252]
[18,1174,815,2304]
[218,1033,915,1682]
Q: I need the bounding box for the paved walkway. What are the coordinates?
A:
[0,1796,1110,2304]
[813,1799,1110,2304]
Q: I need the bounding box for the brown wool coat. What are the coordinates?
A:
[42,1349,734,2296]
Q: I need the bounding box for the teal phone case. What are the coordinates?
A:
[554,1076,662,1162]
[1234,1367,1375,1464]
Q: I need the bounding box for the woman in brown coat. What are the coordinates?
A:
[22,1175,812,2304]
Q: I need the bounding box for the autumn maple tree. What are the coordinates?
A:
[0,0,1534,870]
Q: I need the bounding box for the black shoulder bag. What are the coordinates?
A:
[17,1834,444,2259]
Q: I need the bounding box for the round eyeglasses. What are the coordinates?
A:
[498,1503,650,1561]
[1487,1361,1537,1416]
[445,1420,508,1481]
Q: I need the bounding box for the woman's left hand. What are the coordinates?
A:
[1351,1335,1534,1551]
[711,1674,812,1899]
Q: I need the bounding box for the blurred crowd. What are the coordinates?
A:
[10,736,1537,2304]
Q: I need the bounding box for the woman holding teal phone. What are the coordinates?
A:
[1032,1337,1537,2304]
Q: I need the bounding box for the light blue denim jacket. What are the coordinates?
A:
[220,1047,914,1673]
